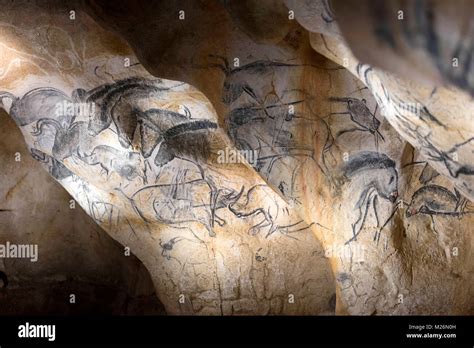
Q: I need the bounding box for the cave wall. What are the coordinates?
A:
[0,0,472,315]
[0,111,165,314]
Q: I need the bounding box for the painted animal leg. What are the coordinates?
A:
[248,212,271,235]
[213,213,226,227]
[372,195,380,241]
[346,194,372,244]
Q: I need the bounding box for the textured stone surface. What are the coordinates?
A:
[0,0,472,315]
[0,112,165,314]
[0,0,334,315]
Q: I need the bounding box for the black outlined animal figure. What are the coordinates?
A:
[0,88,75,127]
[343,152,399,244]
[212,187,245,227]
[386,96,472,181]
[207,55,341,106]
[226,102,301,142]
[79,77,174,145]
[29,148,74,180]
[31,119,89,160]
[228,184,313,238]
[138,107,191,157]
[327,97,385,148]
[2,78,179,150]
[225,100,305,134]
[129,178,242,237]
[79,145,144,181]
[136,108,218,166]
[216,58,307,105]
[225,104,266,145]
[151,184,240,237]
[393,105,474,197]
[0,271,7,288]
[423,136,474,179]
[225,105,267,143]
[405,185,470,218]
[137,107,221,228]
[224,100,317,178]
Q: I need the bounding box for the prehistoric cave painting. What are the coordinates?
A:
[326,96,384,148]
[401,147,441,185]
[76,77,180,144]
[2,78,239,239]
[403,184,472,236]
[405,185,471,218]
[225,101,304,150]
[206,55,341,106]
[402,159,440,185]
[0,87,94,163]
[342,151,399,244]
[2,78,253,241]
[31,119,90,160]
[124,175,242,238]
[357,65,448,130]
[29,148,75,181]
[354,63,474,199]
[417,163,440,185]
[78,145,144,181]
[422,136,474,180]
[157,235,203,264]
[136,107,218,166]
[138,107,187,156]
[159,237,184,262]
[91,201,116,225]
[228,184,314,238]
[0,88,76,127]
[2,78,220,183]
[159,237,181,259]
[395,107,474,192]
[205,55,334,205]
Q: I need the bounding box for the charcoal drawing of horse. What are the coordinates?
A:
[342,152,399,244]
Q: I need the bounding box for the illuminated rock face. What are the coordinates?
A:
[0,1,334,315]
[0,0,472,315]
[0,113,165,314]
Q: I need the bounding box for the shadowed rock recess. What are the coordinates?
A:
[0,0,472,315]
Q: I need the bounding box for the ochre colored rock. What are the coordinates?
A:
[0,0,472,315]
